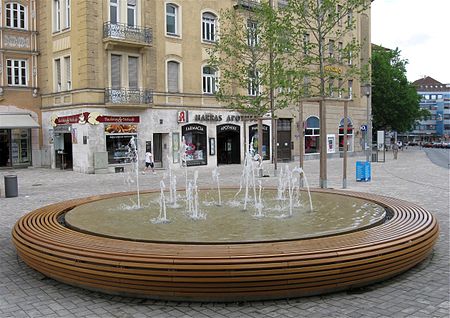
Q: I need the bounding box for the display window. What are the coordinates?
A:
[181,124,207,166]
[249,124,270,160]
[305,116,320,154]
[105,124,138,164]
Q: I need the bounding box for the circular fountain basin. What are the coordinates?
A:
[64,190,386,243]
[12,188,439,302]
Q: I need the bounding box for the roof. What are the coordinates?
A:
[413,76,449,92]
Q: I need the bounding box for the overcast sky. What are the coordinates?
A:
[371,0,450,84]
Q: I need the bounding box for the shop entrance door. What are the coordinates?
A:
[217,124,241,165]
[153,133,163,168]
[0,129,11,167]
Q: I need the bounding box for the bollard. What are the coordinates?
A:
[4,175,18,198]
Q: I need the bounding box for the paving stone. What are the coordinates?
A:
[0,148,449,318]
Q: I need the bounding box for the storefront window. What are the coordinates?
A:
[249,124,270,160]
[105,124,138,164]
[0,129,11,167]
[305,116,320,154]
[11,129,31,164]
[181,124,207,166]
[338,118,354,152]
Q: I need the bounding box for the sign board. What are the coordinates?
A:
[360,125,367,132]
[177,111,188,123]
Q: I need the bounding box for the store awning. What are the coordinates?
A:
[0,113,40,129]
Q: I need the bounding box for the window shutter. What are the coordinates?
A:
[111,55,121,88]
[167,61,179,93]
[128,56,138,89]
[55,59,61,91]
[64,56,71,90]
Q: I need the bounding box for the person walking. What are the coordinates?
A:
[143,151,155,174]
[392,142,399,160]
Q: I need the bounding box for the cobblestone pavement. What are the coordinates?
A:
[1,148,449,318]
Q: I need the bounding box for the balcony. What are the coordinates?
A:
[103,22,152,48]
[105,88,153,106]
[234,0,261,9]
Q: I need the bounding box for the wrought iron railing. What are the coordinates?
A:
[103,22,152,45]
[105,88,153,105]
[235,0,261,9]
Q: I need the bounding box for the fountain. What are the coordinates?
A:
[11,159,439,301]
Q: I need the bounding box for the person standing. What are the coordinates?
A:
[143,151,155,174]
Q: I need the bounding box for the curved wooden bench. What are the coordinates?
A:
[11,188,439,301]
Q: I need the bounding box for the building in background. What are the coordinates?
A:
[409,76,450,142]
[36,0,371,173]
[0,0,41,169]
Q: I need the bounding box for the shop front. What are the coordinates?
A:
[217,124,241,164]
[181,123,207,166]
[0,113,39,168]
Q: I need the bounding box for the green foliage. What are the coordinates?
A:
[371,47,428,132]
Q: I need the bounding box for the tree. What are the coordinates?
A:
[371,46,428,133]
[208,1,290,167]
[280,0,370,188]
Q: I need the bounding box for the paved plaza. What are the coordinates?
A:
[0,148,449,318]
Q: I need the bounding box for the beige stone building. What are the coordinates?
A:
[36,0,371,173]
[0,0,41,168]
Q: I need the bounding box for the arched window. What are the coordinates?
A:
[166,3,179,36]
[167,61,180,93]
[339,117,354,152]
[202,12,216,42]
[202,66,216,94]
[305,116,320,154]
[6,2,27,29]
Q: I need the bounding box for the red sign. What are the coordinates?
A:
[97,115,140,123]
[177,111,188,123]
[54,112,89,125]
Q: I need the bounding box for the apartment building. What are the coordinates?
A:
[37,0,371,173]
[409,76,450,141]
[0,0,40,168]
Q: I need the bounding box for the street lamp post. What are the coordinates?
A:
[364,84,372,162]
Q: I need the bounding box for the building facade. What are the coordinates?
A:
[37,0,371,173]
[409,76,450,142]
[0,0,41,169]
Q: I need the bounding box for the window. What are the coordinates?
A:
[305,117,320,154]
[167,61,180,93]
[64,56,71,90]
[202,66,217,94]
[53,0,70,32]
[128,56,138,89]
[111,54,122,88]
[166,3,178,35]
[303,33,310,55]
[110,0,119,24]
[348,50,353,65]
[328,40,335,58]
[247,20,258,47]
[347,9,353,27]
[54,56,71,92]
[202,12,216,42]
[7,59,27,86]
[65,0,71,28]
[303,76,310,96]
[54,0,61,31]
[6,3,27,29]
[248,69,259,96]
[337,5,342,26]
[338,78,343,98]
[339,118,354,152]
[328,78,334,97]
[338,42,343,62]
[55,59,62,91]
[348,80,353,99]
[127,0,136,27]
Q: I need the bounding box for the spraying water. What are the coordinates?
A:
[126,136,140,208]
[212,169,222,206]
[151,180,169,223]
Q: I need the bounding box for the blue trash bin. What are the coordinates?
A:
[356,161,371,182]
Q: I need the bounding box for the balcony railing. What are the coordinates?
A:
[105,88,153,105]
[103,22,152,46]
[235,0,261,9]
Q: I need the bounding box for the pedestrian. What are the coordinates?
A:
[392,142,399,160]
[143,151,155,174]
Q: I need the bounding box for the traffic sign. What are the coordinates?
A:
[360,125,367,131]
